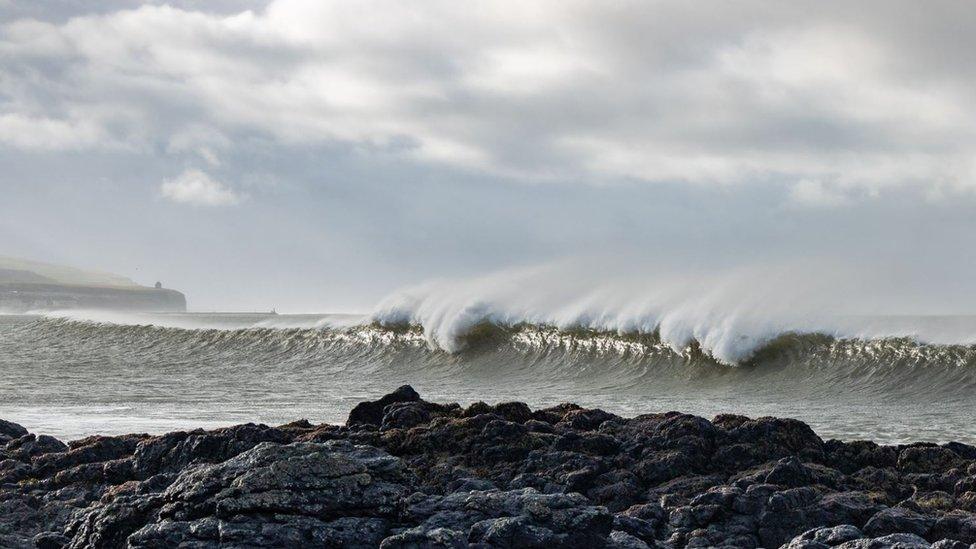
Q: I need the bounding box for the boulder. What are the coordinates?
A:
[346,385,421,426]
[0,419,29,444]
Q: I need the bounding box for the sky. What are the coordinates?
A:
[1,1,975,312]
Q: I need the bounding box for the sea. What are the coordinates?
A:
[2,309,975,444]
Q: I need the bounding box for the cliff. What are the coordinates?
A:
[0,282,186,312]
[0,256,186,312]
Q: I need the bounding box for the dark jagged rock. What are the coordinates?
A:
[863,507,935,538]
[3,387,976,548]
[389,488,613,547]
[346,385,421,426]
[0,419,29,444]
[128,422,289,478]
[96,440,410,547]
[5,434,68,462]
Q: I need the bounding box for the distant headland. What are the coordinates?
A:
[0,256,186,312]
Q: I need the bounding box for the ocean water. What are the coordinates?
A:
[2,310,975,444]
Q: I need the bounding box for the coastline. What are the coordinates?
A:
[2,387,975,548]
[0,284,186,313]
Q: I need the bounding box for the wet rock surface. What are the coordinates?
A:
[3,386,976,547]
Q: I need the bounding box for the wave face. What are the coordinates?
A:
[2,311,976,443]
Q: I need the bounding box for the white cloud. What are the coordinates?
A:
[159,169,243,206]
[0,113,107,150]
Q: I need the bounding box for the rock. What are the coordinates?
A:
[608,529,653,548]
[380,400,461,431]
[930,540,969,549]
[930,512,976,544]
[898,446,966,474]
[825,441,899,475]
[33,435,139,477]
[841,532,931,548]
[166,440,407,514]
[781,529,934,548]
[723,417,825,467]
[68,440,411,547]
[486,401,534,424]
[531,403,583,424]
[131,516,390,548]
[765,456,816,487]
[943,442,976,460]
[0,419,28,444]
[800,524,865,545]
[555,408,621,431]
[817,491,888,526]
[398,488,613,548]
[129,422,290,479]
[863,507,934,538]
[5,434,68,461]
[614,513,662,544]
[380,401,435,430]
[5,390,976,549]
[32,531,69,549]
[64,493,164,549]
[346,385,421,426]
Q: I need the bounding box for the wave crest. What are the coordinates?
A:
[369,262,976,364]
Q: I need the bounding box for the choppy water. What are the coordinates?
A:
[1,311,975,443]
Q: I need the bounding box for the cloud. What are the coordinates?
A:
[166,125,230,167]
[0,113,108,150]
[159,169,242,206]
[4,1,976,314]
[788,179,853,208]
[0,1,974,198]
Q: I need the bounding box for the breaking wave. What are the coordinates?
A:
[368,261,976,364]
[20,313,976,392]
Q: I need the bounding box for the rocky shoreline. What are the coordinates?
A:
[2,387,976,548]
